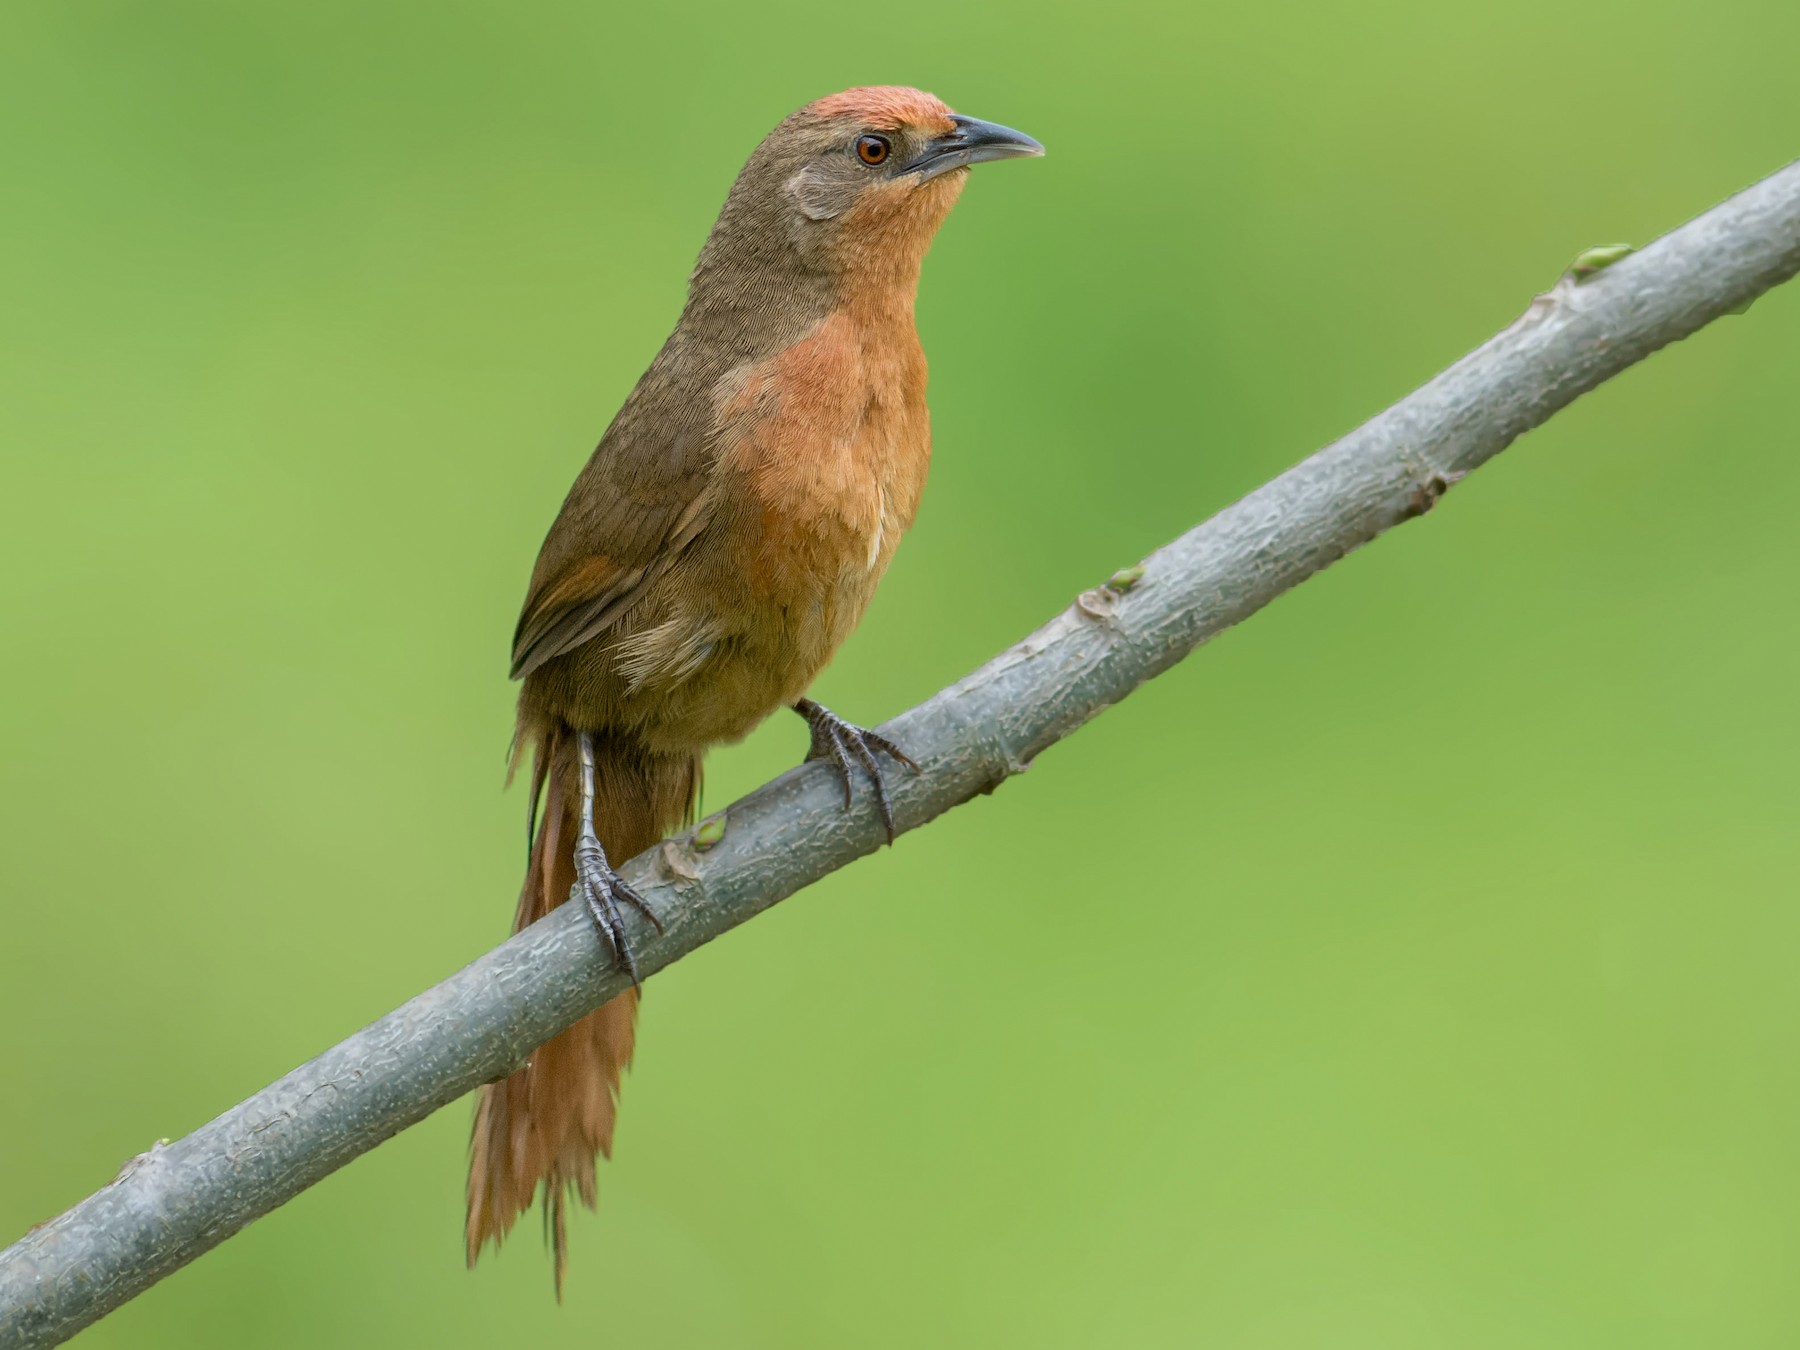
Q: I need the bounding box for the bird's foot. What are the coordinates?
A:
[571,833,663,986]
[794,698,919,844]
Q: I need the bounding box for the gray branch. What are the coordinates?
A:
[6,159,1799,1350]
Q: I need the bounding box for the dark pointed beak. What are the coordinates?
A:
[911,114,1044,182]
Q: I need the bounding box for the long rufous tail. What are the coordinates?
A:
[465,724,698,1295]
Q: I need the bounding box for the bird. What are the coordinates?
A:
[464,85,1042,1293]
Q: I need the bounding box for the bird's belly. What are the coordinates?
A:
[624,558,883,754]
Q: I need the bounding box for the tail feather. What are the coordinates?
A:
[466,724,698,1296]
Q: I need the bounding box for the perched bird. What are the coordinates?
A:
[465,85,1042,1291]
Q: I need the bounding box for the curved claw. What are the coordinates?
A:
[794,698,921,844]
[572,839,660,989]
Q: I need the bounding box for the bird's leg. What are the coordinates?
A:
[570,729,663,986]
[793,698,919,844]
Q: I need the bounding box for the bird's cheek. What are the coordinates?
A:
[786,164,855,222]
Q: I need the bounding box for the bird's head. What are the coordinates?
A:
[696,86,1042,296]
[787,87,1042,240]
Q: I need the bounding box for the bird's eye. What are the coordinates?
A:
[855,134,891,166]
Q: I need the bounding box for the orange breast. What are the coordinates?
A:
[724,305,930,633]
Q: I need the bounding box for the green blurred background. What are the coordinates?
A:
[4,0,1799,1344]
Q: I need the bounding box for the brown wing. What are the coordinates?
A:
[510,386,716,680]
